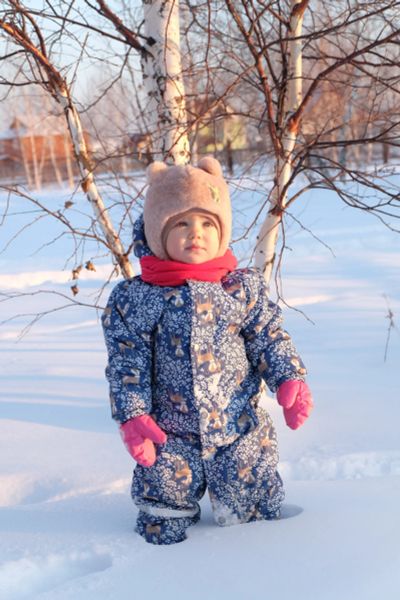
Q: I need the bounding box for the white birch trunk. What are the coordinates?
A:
[23,93,44,190]
[141,0,190,164]
[28,130,42,190]
[16,120,33,188]
[56,87,135,279]
[366,122,373,165]
[48,136,64,187]
[63,134,75,188]
[38,133,48,186]
[254,0,306,285]
[0,17,134,280]
[44,94,63,186]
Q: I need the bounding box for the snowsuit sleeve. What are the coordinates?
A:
[241,270,307,393]
[101,280,153,424]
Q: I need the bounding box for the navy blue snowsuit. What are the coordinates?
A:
[102,216,306,544]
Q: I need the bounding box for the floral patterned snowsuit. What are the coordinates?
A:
[102,217,306,544]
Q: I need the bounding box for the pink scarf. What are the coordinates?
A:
[140,250,237,286]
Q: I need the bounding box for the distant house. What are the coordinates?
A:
[187,96,247,155]
[0,115,91,188]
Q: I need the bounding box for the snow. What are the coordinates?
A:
[1,179,400,599]
[0,265,115,290]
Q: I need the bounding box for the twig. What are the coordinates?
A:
[383,294,399,362]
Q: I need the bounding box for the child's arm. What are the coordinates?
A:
[102,281,167,465]
[241,271,306,391]
[101,280,154,424]
[241,271,313,428]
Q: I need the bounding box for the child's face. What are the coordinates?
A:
[165,212,220,263]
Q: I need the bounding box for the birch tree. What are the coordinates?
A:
[252,0,307,282]
[219,0,400,285]
[141,0,190,163]
[0,1,134,280]
[92,0,190,165]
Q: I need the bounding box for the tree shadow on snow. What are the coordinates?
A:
[0,400,112,433]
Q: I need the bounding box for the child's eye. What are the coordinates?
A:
[203,220,215,228]
[175,221,187,228]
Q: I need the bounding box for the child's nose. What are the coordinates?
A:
[188,224,201,238]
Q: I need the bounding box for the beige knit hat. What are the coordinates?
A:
[143,156,231,260]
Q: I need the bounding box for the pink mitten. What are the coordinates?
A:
[276,380,313,430]
[119,415,167,467]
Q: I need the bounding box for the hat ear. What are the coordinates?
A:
[197,156,223,177]
[146,161,168,183]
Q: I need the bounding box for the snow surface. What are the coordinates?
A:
[1,178,400,599]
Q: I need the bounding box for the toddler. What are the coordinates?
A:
[102,157,313,545]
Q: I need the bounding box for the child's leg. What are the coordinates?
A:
[131,433,206,544]
[205,407,285,526]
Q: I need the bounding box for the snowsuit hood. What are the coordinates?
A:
[132,213,153,260]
